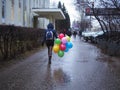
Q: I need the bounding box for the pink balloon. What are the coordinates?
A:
[58,33,64,39]
[60,43,66,51]
[61,37,67,44]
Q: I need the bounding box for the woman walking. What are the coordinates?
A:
[42,23,58,64]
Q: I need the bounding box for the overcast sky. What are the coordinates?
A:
[50,0,80,24]
[50,0,100,28]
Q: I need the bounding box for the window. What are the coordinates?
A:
[23,0,27,26]
[2,0,6,23]
[18,0,21,24]
[11,0,14,21]
[19,0,21,8]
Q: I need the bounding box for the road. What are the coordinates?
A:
[0,35,120,90]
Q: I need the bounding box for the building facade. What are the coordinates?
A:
[0,0,65,29]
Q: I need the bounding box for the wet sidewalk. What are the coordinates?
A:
[0,35,120,90]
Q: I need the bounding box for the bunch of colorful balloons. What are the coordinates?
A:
[53,33,73,57]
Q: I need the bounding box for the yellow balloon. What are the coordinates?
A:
[53,44,60,53]
[66,36,71,42]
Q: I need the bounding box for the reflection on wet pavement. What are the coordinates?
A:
[0,35,120,90]
[51,35,120,90]
[53,68,71,84]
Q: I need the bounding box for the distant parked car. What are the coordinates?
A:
[92,31,104,43]
[82,31,104,43]
[82,31,96,41]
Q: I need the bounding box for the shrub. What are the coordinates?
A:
[0,25,44,60]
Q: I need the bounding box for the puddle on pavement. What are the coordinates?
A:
[44,65,71,86]
[76,60,88,63]
[53,68,71,85]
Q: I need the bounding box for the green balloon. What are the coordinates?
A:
[58,50,64,57]
[55,38,61,44]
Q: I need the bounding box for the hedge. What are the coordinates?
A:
[0,25,44,60]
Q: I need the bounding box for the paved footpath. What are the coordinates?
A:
[0,35,120,90]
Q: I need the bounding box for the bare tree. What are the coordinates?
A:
[75,0,120,39]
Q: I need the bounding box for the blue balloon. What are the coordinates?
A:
[67,42,73,49]
[64,47,69,52]
[65,42,69,48]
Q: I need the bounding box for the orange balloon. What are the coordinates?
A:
[53,44,60,53]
